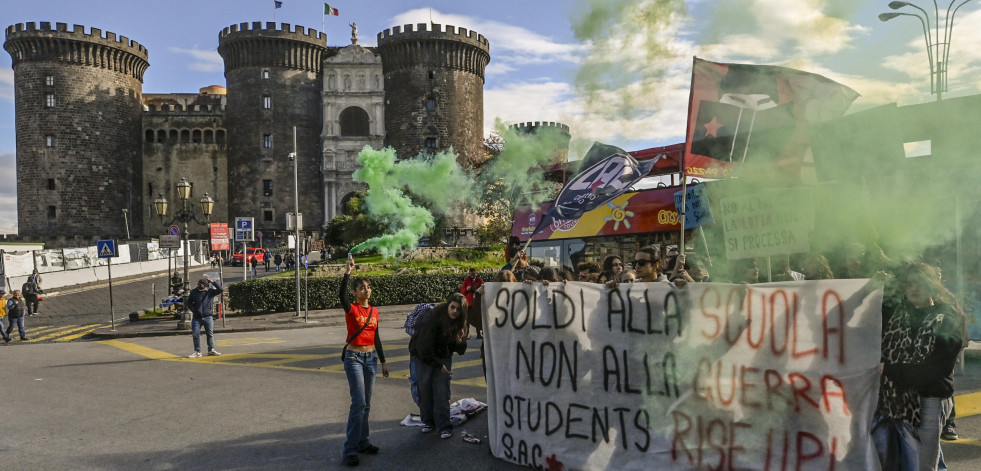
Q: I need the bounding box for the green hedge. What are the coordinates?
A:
[227,271,497,314]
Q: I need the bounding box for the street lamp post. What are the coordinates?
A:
[153,177,215,330]
[879,0,975,101]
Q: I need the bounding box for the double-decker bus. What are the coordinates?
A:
[509,143,700,268]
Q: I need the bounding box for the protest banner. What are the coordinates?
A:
[483,280,882,471]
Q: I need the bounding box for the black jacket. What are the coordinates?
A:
[409,310,467,368]
[882,303,964,398]
[186,281,223,318]
[6,297,27,319]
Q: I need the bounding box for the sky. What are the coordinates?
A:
[3,0,981,234]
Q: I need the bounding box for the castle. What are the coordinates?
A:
[3,20,502,248]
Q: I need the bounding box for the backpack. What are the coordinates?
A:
[404,303,435,336]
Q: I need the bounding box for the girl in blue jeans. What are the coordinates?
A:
[874,262,963,471]
[340,256,388,467]
[408,292,467,439]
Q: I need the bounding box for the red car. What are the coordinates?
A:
[230,248,268,266]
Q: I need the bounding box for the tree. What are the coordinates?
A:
[476,216,511,246]
[321,191,386,251]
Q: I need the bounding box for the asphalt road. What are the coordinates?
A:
[0,319,517,471]
[5,272,981,469]
[15,263,283,340]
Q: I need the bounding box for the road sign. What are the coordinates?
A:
[234,217,255,242]
[97,239,119,258]
[159,235,181,249]
[168,225,180,236]
[210,223,230,251]
[257,231,263,239]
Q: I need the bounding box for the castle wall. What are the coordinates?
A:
[4,23,148,246]
[5,20,492,248]
[219,22,329,233]
[141,100,227,238]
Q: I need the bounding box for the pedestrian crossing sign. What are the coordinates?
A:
[97,239,119,258]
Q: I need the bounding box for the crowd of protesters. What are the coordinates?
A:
[487,241,968,471]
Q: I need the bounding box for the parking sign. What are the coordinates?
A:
[234,217,254,242]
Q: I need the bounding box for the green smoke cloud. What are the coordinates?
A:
[350,146,473,258]
[477,120,571,211]
[570,0,689,116]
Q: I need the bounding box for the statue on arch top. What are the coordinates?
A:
[349,22,358,45]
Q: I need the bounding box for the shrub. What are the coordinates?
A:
[227,271,497,314]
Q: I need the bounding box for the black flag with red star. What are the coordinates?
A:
[684,58,859,181]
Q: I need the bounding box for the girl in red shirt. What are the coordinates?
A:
[340,256,388,467]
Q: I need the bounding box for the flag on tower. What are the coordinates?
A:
[274,1,282,8]
[324,3,339,16]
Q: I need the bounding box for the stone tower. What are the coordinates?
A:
[218,22,328,233]
[376,23,490,167]
[509,121,573,164]
[4,22,149,244]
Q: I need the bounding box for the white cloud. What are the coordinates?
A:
[0,152,16,233]
[168,46,223,73]
[387,9,586,67]
[484,72,692,157]
[0,69,13,101]
[486,62,517,76]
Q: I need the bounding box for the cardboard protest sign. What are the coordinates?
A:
[483,280,882,471]
[674,183,715,230]
[720,188,814,259]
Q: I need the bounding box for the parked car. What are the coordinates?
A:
[229,247,268,266]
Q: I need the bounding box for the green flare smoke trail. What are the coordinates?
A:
[350,146,472,258]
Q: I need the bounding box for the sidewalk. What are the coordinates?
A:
[90,304,418,339]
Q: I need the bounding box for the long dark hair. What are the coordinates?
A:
[432,292,467,341]
[895,261,955,308]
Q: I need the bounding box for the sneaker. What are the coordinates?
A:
[208,349,221,356]
[20,337,30,341]
[941,426,958,441]
[187,351,202,358]
[342,454,359,466]
[420,425,433,433]
[357,444,379,454]
[440,431,452,439]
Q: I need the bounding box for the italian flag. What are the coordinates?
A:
[324,3,339,16]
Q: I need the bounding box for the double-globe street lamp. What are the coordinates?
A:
[879,0,975,101]
[153,177,215,329]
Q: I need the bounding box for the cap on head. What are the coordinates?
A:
[198,278,210,286]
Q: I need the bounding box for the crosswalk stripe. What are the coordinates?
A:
[55,324,111,342]
[24,324,102,343]
[24,325,65,335]
[954,391,981,419]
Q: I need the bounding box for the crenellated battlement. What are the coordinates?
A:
[376,23,490,80]
[510,121,571,135]
[219,21,325,45]
[4,22,149,81]
[378,23,489,51]
[5,22,147,57]
[143,103,226,113]
[218,22,327,74]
